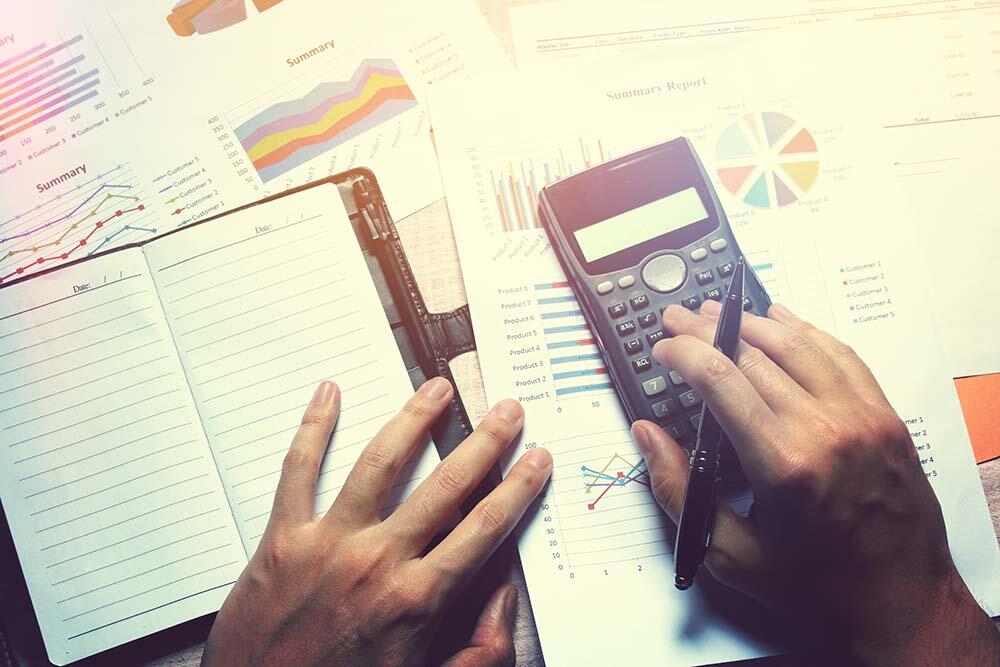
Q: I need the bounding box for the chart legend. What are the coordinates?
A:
[534,281,613,399]
[232,58,418,183]
[715,111,819,209]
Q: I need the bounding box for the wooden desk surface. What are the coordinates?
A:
[144,2,1000,664]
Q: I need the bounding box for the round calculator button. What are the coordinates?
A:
[596,280,614,295]
[710,238,728,253]
[617,275,636,289]
[690,248,708,262]
[641,254,687,294]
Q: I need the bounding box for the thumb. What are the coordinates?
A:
[632,421,769,596]
[442,584,517,667]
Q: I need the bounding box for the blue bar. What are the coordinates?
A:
[555,382,615,396]
[553,368,604,380]
[543,324,588,335]
[540,309,583,320]
[550,353,602,364]
[537,295,577,305]
[547,340,590,350]
[752,262,774,271]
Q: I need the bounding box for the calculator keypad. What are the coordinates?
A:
[590,234,758,456]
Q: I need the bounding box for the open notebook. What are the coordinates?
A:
[0,182,443,664]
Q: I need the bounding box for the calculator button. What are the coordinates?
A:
[641,254,687,293]
[743,296,753,311]
[681,295,701,310]
[651,398,677,418]
[630,294,650,311]
[689,413,702,432]
[704,286,723,301]
[695,269,714,286]
[638,312,658,328]
[624,338,643,355]
[618,275,635,289]
[616,320,636,337]
[641,376,667,397]
[717,261,735,278]
[607,302,627,318]
[690,247,708,262]
[664,422,688,441]
[646,329,666,345]
[668,370,685,386]
[679,390,702,409]
[632,356,653,373]
[596,280,614,295]
[710,238,728,253]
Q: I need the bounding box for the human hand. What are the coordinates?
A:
[636,301,1000,665]
[202,378,552,667]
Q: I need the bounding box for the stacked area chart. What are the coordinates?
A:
[233,58,418,183]
[714,111,820,209]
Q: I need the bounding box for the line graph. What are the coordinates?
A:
[581,453,649,511]
[0,164,159,283]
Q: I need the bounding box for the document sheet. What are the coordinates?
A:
[429,66,1000,665]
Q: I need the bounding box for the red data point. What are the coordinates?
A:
[115,210,123,217]
[587,503,596,511]
[79,240,87,246]
[61,254,69,260]
[96,222,104,228]
[16,268,23,274]
[617,471,625,478]
[37,258,44,264]
[138,204,145,211]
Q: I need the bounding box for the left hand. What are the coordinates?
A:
[202,378,552,667]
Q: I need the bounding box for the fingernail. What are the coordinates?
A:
[632,423,652,455]
[493,399,524,423]
[523,447,553,472]
[503,587,519,624]
[419,377,451,400]
[311,381,337,407]
[770,303,793,319]
[700,299,722,316]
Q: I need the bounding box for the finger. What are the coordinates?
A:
[652,335,781,480]
[633,421,768,595]
[660,304,811,411]
[700,299,845,399]
[441,585,517,667]
[385,400,526,552]
[269,381,341,526]
[768,303,890,406]
[424,448,552,584]
[328,377,453,526]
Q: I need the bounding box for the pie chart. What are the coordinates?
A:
[714,111,819,209]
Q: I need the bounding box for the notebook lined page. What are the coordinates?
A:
[143,184,441,553]
[0,250,245,665]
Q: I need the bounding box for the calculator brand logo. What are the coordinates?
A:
[167,0,286,37]
[714,111,820,209]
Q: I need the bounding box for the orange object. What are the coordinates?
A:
[954,373,1000,463]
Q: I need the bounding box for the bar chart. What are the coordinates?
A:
[490,138,610,232]
[0,35,101,143]
[533,281,614,399]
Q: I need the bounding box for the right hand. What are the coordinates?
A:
[636,301,1000,665]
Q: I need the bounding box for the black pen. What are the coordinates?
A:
[674,255,746,590]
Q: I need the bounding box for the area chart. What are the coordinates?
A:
[233,58,418,183]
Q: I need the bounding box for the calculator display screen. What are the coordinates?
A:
[573,187,709,263]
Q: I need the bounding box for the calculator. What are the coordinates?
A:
[538,137,772,445]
